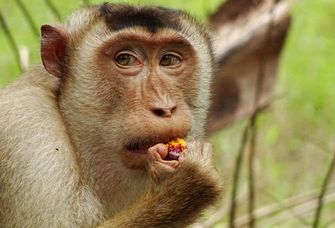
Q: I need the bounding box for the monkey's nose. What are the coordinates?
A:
[151,105,177,118]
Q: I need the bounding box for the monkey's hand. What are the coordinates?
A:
[147,141,223,226]
[99,141,222,228]
[146,143,180,183]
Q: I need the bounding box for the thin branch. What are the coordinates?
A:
[247,51,263,228]
[0,10,22,72]
[312,149,335,227]
[247,115,258,228]
[263,192,335,227]
[14,0,39,37]
[262,188,311,225]
[261,187,335,221]
[192,192,249,228]
[44,0,62,21]
[235,191,335,227]
[231,0,283,225]
[195,184,335,227]
[321,217,335,228]
[229,122,250,228]
[247,0,280,225]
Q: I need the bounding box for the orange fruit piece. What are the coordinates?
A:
[165,138,187,160]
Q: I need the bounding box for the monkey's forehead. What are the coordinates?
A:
[66,3,205,37]
[99,3,184,34]
[64,3,213,65]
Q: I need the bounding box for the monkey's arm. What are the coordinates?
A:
[100,143,222,228]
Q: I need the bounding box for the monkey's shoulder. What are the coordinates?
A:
[0,66,69,158]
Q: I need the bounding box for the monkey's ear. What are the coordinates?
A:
[41,25,67,78]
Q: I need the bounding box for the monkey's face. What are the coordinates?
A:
[69,29,200,168]
[41,5,213,169]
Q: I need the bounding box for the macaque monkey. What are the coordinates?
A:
[0,3,222,227]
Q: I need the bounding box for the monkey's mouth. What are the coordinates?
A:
[125,135,185,154]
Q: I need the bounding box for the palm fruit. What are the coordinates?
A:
[165,138,187,160]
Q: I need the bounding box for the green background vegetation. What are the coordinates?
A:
[1,0,334,227]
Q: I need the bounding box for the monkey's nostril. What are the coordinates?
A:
[151,106,176,118]
[152,108,167,117]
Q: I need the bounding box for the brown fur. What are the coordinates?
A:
[0,3,222,227]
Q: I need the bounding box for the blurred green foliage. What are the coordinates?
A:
[209,0,335,226]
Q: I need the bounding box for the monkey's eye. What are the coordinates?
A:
[160,54,182,67]
[115,53,141,66]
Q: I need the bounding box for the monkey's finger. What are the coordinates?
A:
[157,160,179,172]
[147,159,179,184]
[147,147,179,170]
[179,140,201,161]
[148,143,168,160]
[187,141,202,152]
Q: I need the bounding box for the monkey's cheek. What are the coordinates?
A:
[120,152,149,170]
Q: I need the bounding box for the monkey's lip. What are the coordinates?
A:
[124,135,186,154]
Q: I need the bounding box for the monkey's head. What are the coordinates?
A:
[41,3,213,169]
